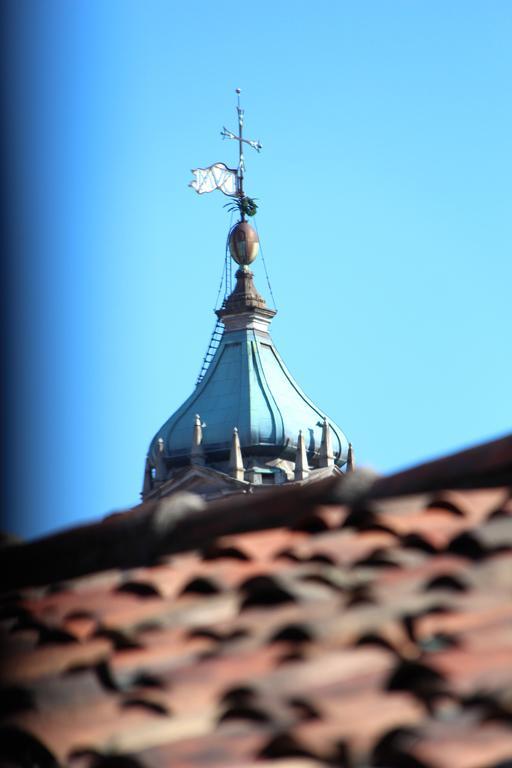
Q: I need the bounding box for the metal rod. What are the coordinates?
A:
[236,88,245,218]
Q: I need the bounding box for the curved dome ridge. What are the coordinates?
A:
[256,338,345,459]
[151,333,243,460]
[248,337,283,445]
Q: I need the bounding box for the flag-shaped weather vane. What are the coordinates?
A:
[190,89,261,220]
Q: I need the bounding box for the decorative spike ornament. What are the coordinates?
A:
[191,414,205,466]
[346,443,355,472]
[294,430,309,481]
[229,427,245,481]
[142,456,153,495]
[319,418,334,468]
[155,438,168,481]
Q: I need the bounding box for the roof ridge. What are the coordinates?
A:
[2,434,511,590]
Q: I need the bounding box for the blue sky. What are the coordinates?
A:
[5,1,512,538]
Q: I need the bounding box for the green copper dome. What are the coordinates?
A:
[146,233,349,484]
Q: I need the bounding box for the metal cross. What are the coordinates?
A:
[221,89,262,198]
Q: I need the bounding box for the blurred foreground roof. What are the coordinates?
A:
[1,434,512,768]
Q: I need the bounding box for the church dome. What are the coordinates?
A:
[148,317,348,467]
[146,227,349,484]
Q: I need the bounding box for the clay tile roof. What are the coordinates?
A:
[1,434,512,767]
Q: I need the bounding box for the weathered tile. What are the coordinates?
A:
[1,439,511,767]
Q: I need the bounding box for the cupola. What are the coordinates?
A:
[142,91,350,500]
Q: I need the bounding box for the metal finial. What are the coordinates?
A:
[190,93,261,218]
[220,92,262,218]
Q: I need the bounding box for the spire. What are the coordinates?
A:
[294,430,309,481]
[346,442,355,472]
[229,427,245,481]
[191,414,205,466]
[319,418,334,468]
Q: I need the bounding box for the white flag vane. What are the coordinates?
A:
[190,89,262,217]
[189,163,238,196]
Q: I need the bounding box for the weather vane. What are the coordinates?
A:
[189,89,261,221]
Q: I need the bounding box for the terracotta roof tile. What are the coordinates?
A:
[1,637,113,685]
[411,718,512,768]
[1,434,511,766]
